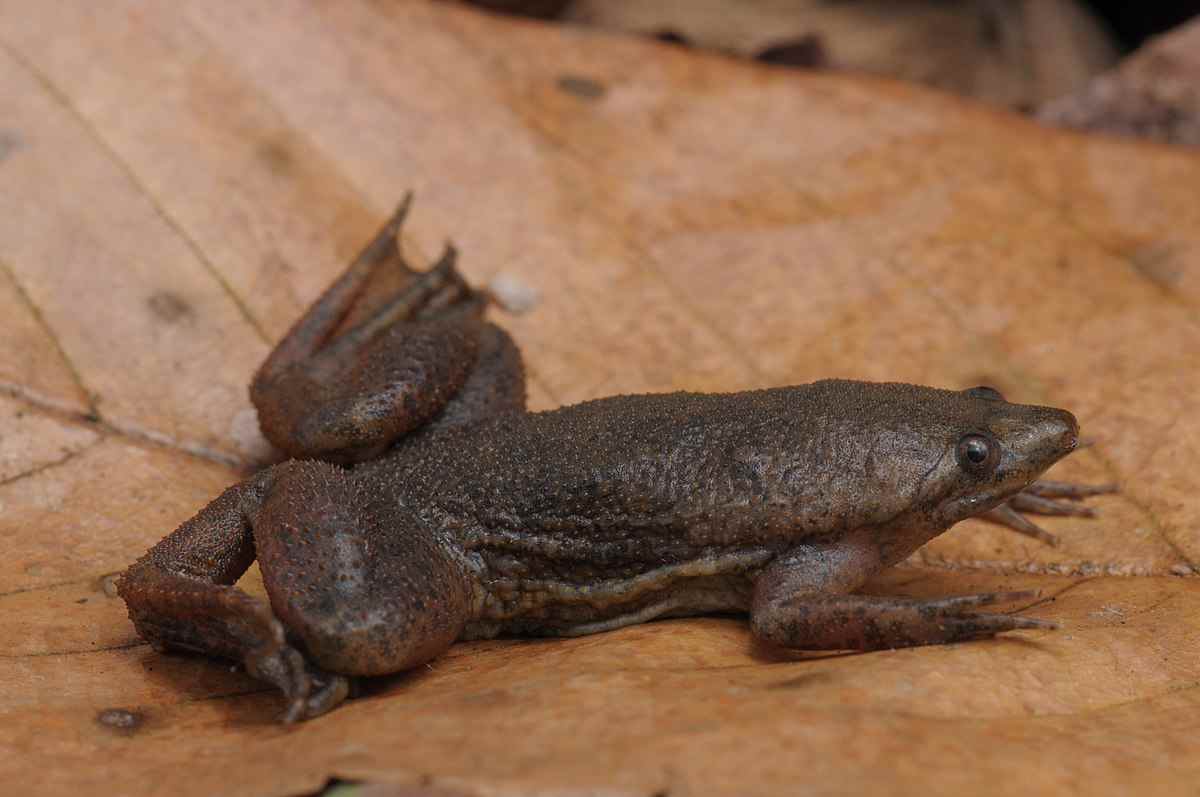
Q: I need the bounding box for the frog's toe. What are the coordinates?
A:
[277,663,351,723]
[920,591,1058,642]
[246,645,306,712]
[918,589,1041,612]
[244,642,349,723]
[1025,479,1119,499]
[292,672,352,722]
[940,611,1059,642]
[1010,493,1097,517]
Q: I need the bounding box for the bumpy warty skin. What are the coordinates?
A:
[329,380,1076,633]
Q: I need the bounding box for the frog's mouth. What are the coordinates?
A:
[940,409,1080,526]
[941,480,1031,526]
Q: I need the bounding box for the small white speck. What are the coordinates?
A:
[489,273,540,315]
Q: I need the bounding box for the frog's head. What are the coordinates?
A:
[733,381,1080,545]
[908,385,1079,528]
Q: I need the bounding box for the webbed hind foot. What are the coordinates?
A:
[250,198,490,462]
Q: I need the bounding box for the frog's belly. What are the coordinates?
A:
[460,548,774,640]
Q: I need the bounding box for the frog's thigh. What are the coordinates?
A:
[254,462,473,676]
[426,322,527,430]
[750,532,1049,650]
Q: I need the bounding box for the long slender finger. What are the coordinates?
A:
[981,504,1060,546]
[277,648,315,724]
[415,247,486,320]
[921,590,1040,613]
[948,613,1060,638]
[1025,480,1118,499]
[1009,493,1098,517]
[303,675,352,721]
[282,697,307,725]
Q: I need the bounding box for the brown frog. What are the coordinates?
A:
[119,199,1114,722]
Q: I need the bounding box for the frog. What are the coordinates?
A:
[118,197,1115,722]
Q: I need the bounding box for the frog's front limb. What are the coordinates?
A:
[119,461,475,722]
[750,530,1052,650]
[984,479,1119,546]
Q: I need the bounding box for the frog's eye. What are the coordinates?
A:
[956,433,998,474]
[965,386,1005,402]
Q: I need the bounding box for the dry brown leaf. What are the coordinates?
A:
[1,2,1197,795]
[563,0,1119,108]
[1040,15,1200,146]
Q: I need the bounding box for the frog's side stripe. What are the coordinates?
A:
[476,547,777,619]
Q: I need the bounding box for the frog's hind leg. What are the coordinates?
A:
[252,461,473,681]
[251,198,495,462]
[117,465,351,723]
[749,529,1054,650]
[119,460,474,722]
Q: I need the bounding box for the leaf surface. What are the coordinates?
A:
[0,3,1197,795]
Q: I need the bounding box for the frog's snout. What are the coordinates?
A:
[1057,410,1079,451]
[1038,408,1079,460]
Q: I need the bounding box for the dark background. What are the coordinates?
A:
[1087,0,1198,48]
[470,1,1200,51]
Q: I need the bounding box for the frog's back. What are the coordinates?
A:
[359,381,968,636]
[372,381,950,557]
